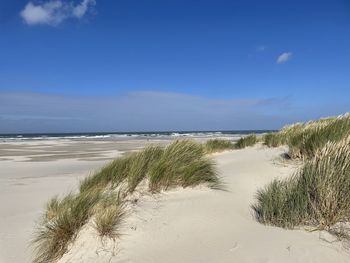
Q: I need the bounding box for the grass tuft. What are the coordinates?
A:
[127,146,164,192]
[79,157,131,193]
[204,139,234,153]
[253,135,350,229]
[235,134,258,149]
[32,139,220,262]
[263,114,350,159]
[93,192,125,238]
[263,133,285,147]
[149,140,219,191]
[32,190,102,263]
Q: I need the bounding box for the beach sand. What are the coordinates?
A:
[58,145,350,263]
[2,140,350,263]
[0,138,171,263]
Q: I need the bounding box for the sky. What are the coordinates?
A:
[0,0,349,133]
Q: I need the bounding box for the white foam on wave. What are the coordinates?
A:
[0,131,257,142]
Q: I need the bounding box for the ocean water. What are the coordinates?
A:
[0,130,274,141]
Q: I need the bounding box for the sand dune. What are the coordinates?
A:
[0,137,228,263]
[0,139,126,263]
[57,145,350,263]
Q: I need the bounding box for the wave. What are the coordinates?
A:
[0,130,273,142]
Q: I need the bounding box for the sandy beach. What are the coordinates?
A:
[3,137,349,263]
[54,145,350,263]
[0,135,235,263]
[0,137,171,263]
[3,1,349,262]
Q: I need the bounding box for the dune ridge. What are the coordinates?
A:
[57,145,350,263]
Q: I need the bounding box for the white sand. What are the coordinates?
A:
[0,137,182,263]
[0,139,125,263]
[57,146,350,263]
[0,158,115,263]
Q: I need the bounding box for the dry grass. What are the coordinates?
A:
[32,190,102,263]
[93,192,125,238]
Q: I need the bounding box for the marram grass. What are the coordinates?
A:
[93,192,125,238]
[79,156,131,193]
[204,139,234,153]
[127,146,164,193]
[80,141,219,194]
[149,140,219,191]
[288,116,350,159]
[253,135,350,229]
[235,134,258,149]
[32,190,103,263]
[32,140,220,262]
[263,114,350,159]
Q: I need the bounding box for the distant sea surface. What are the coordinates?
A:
[0,130,274,141]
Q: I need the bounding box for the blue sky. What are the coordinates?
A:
[0,0,349,133]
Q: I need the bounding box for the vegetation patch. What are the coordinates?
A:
[32,190,103,263]
[149,140,219,191]
[235,134,258,149]
[32,140,220,262]
[204,139,234,153]
[263,114,350,159]
[253,135,350,230]
[93,192,125,239]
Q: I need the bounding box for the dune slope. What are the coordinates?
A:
[59,146,350,263]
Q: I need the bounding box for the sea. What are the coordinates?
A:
[0,130,274,142]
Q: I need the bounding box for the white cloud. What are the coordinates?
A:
[20,0,96,26]
[276,52,292,64]
[73,0,95,18]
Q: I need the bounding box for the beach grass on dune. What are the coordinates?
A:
[263,132,286,148]
[204,139,234,153]
[288,116,350,159]
[93,192,125,238]
[80,140,218,194]
[79,157,131,193]
[263,114,350,159]
[235,134,258,149]
[253,135,350,229]
[32,190,103,263]
[127,146,164,193]
[32,139,220,263]
[149,140,219,191]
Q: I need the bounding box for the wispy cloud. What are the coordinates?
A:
[248,45,267,58]
[0,91,294,133]
[20,0,96,26]
[276,52,292,64]
[256,45,267,52]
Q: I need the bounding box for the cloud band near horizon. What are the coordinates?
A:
[0,91,298,133]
